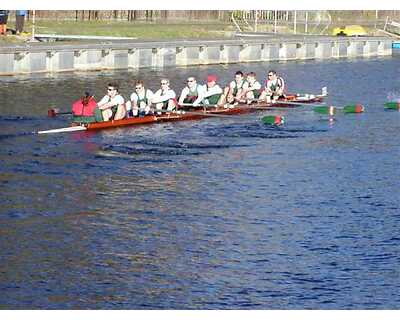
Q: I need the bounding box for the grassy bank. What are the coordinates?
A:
[0,20,234,44]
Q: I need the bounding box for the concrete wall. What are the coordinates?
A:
[0,37,393,75]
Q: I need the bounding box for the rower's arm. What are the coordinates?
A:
[203,85,222,98]
[97,95,111,110]
[193,86,206,106]
[178,87,189,104]
[152,90,176,104]
[146,90,154,106]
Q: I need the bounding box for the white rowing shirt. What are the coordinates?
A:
[201,84,223,98]
[179,84,206,106]
[152,88,176,104]
[130,89,154,104]
[244,80,262,91]
[98,94,125,107]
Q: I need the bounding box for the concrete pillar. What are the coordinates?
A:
[315,42,332,59]
[219,45,228,64]
[262,43,279,61]
[239,44,262,62]
[113,50,129,69]
[128,48,139,69]
[198,46,207,65]
[13,51,46,73]
[204,46,220,65]
[138,48,153,68]
[296,43,315,60]
[150,47,176,67]
[0,53,14,75]
[364,41,379,57]
[74,49,102,70]
[184,47,200,66]
[47,51,74,72]
[348,41,364,57]
[151,48,163,67]
[279,43,297,61]
[175,46,187,66]
[378,40,392,56]
[226,45,240,63]
[332,41,348,58]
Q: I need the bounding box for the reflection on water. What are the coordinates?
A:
[0,57,400,309]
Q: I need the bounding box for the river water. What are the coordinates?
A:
[0,55,399,309]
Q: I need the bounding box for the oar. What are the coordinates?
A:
[246,98,327,108]
[158,109,238,119]
[384,102,400,110]
[313,104,365,115]
[37,125,87,135]
[178,103,218,109]
[48,108,72,117]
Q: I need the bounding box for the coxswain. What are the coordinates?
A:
[97,83,126,121]
[151,78,177,114]
[178,76,206,107]
[222,71,248,105]
[71,91,97,120]
[201,75,223,106]
[128,80,154,117]
[259,70,286,103]
[243,72,262,104]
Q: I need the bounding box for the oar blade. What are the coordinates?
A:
[261,115,285,126]
[343,104,364,113]
[48,108,59,117]
[384,102,400,110]
[313,104,364,114]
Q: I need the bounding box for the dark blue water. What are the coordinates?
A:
[0,56,399,309]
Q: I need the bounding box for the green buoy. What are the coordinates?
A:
[384,102,400,110]
[261,115,285,126]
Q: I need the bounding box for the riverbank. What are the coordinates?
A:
[0,35,393,76]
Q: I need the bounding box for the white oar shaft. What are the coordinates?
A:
[37,125,87,134]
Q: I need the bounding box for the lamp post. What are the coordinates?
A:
[31,10,35,41]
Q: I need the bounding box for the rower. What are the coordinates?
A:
[222,71,248,105]
[129,80,154,117]
[151,78,177,114]
[243,72,262,104]
[178,76,205,107]
[259,70,286,103]
[201,75,223,106]
[97,83,126,121]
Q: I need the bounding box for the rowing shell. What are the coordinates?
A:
[80,96,324,131]
[39,95,325,134]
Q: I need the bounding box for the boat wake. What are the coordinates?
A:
[0,132,35,141]
[206,122,326,139]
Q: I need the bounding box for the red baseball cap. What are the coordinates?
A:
[206,75,217,83]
